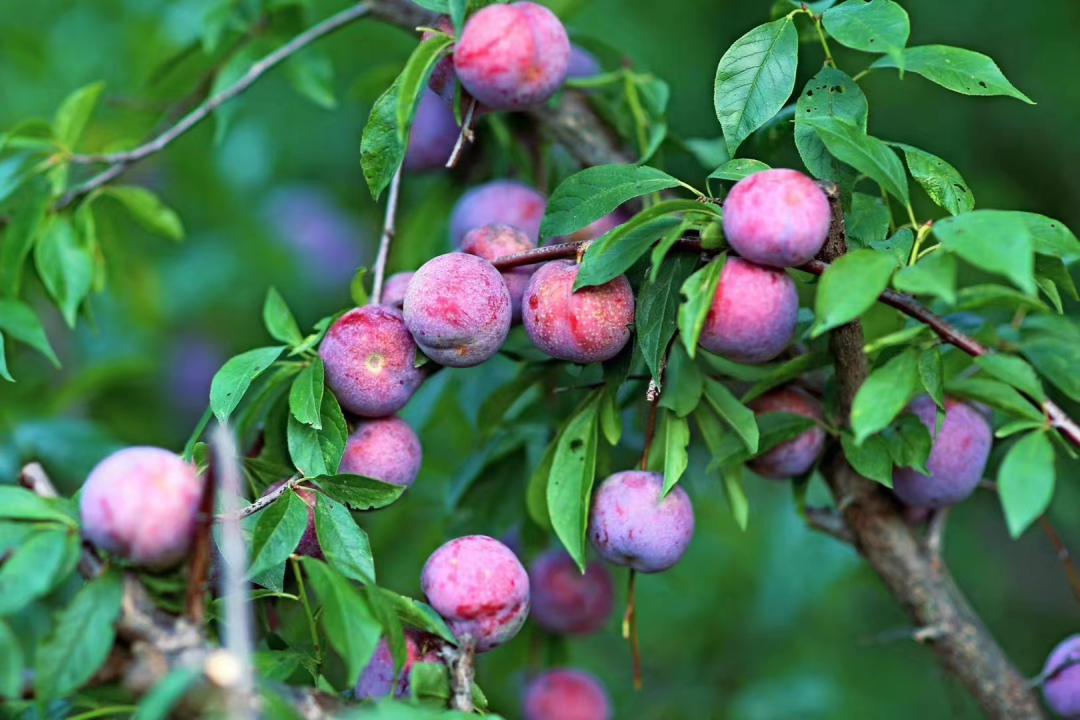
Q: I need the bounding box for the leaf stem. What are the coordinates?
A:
[880,184,896,234]
[908,221,933,265]
[812,14,835,67]
[182,405,214,463]
[852,68,872,82]
[623,72,651,162]
[292,556,322,663]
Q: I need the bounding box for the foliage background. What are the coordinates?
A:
[0,0,1078,717]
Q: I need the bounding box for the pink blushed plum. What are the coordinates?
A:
[381,272,414,308]
[462,224,537,322]
[722,168,830,268]
[699,257,798,364]
[1042,634,1080,718]
[403,253,512,367]
[588,471,695,574]
[339,416,422,488]
[892,396,992,509]
[79,447,203,569]
[404,89,459,172]
[262,482,322,559]
[522,260,633,364]
[319,305,424,418]
[355,630,443,700]
[454,3,570,111]
[450,180,547,245]
[529,550,614,636]
[421,535,529,652]
[748,387,825,480]
[524,669,612,720]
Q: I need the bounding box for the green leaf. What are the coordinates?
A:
[846,193,890,248]
[932,210,1035,295]
[841,432,893,486]
[636,253,699,382]
[54,81,105,148]
[396,34,455,143]
[102,185,184,241]
[547,394,600,572]
[823,0,909,66]
[1019,213,1080,258]
[133,667,201,720]
[720,464,750,530]
[263,287,303,346]
[35,215,94,327]
[0,486,75,525]
[870,45,1033,104]
[526,435,558,530]
[361,77,405,201]
[311,474,406,510]
[893,143,974,215]
[872,227,915,266]
[810,249,896,336]
[315,494,375,584]
[946,377,1043,422]
[248,490,309,579]
[741,352,832,403]
[0,619,23,700]
[34,567,123,701]
[707,159,771,182]
[956,284,1047,313]
[0,529,79,615]
[1021,333,1080,402]
[998,431,1055,538]
[289,358,325,430]
[540,165,684,240]
[1036,254,1078,302]
[0,299,60,367]
[706,412,817,471]
[659,342,704,417]
[851,349,920,443]
[288,389,348,477]
[378,588,456,644]
[975,354,1045,403]
[882,412,932,474]
[893,251,957,304]
[285,46,336,109]
[702,378,759,453]
[649,220,693,281]
[350,267,370,307]
[661,411,691,496]
[0,177,51,297]
[714,17,799,156]
[210,346,286,424]
[301,557,381,687]
[794,66,867,186]
[678,254,726,358]
[800,116,909,204]
[918,347,945,409]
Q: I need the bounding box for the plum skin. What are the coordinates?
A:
[699,257,798,365]
[355,629,443,700]
[381,272,413,308]
[1043,634,1080,718]
[588,471,695,574]
[420,535,530,652]
[529,550,614,636]
[453,2,570,111]
[79,447,204,569]
[319,305,424,418]
[461,224,537,323]
[722,168,830,268]
[892,395,993,509]
[403,89,458,171]
[403,253,512,368]
[450,180,547,245]
[748,387,826,480]
[523,668,612,720]
[522,260,634,364]
[338,416,422,488]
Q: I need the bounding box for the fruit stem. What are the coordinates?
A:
[812,14,835,67]
[622,569,643,690]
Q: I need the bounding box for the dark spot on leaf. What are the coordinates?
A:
[953,183,966,193]
[570,439,584,451]
[869,38,875,43]
[978,81,988,88]
[807,90,814,96]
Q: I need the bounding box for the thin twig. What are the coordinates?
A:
[370,166,402,305]
[441,637,476,712]
[927,507,949,564]
[216,475,300,521]
[445,98,477,169]
[19,463,104,578]
[641,401,659,472]
[1038,516,1080,605]
[805,506,855,545]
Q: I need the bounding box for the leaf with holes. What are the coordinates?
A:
[794,67,867,187]
[800,116,908,204]
[893,143,974,215]
[547,394,600,572]
[871,45,1033,103]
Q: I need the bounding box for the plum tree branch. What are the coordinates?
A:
[370,166,402,305]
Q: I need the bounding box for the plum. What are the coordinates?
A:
[461,224,537,322]
[1042,634,1080,718]
[261,481,322,559]
[403,253,512,367]
[381,272,413,308]
[450,180,547,245]
[339,416,422,488]
[319,305,424,418]
[748,387,825,479]
[722,168,831,267]
[524,669,611,720]
[567,45,602,80]
[529,550,614,635]
[588,471,694,574]
[79,447,203,569]
[699,257,798,364]
[522,259,634,364]
[355,629,443,700]
[421,535,529,652]
[404,89,459,172]
[454,3,570,111]
[892,396,992,509]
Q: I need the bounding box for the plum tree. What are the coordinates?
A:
[450,180,547,245]
[699,258,798,364]
[79,447,203,569]
[403,89,458,171]
[892,396,993,509]
[261,482,323,559]
[403,253,512,367]
[529,549,614,636]
[421,535,530,652]
[522,259,634,364]
[523,668,612,720]
[320,305,425,417]
[722,168,830,268]
[748,387,826,479]
[355,630,443,700]
[461,224,537,322]
[453,2,570,111]
[339,416,422,488]
[1042,635,1080,718]
[380,271,413,307]
[588,471,695,574]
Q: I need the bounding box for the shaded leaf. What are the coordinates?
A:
[893,250,957,304]
[702,378,759,453]
[678,254,726,358]
[810,249,896,336]
[841,432,893,486]
[247,490,308,580]
[851,349,919,442]
[893,143,974,215]
[998,431,1055,538]
[871,45,1033,103]
[800,116,908,204]
[636,253,699,381]
[540,165,683,240]
[210,346,286,424]
[794,66,867,186]
[287,389,348,477]
[301,558,381,687]
[547,394,600,572]
[315,494,375,584]
[102,185,184,240]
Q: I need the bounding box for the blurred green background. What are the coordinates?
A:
[1,0,1078,717]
